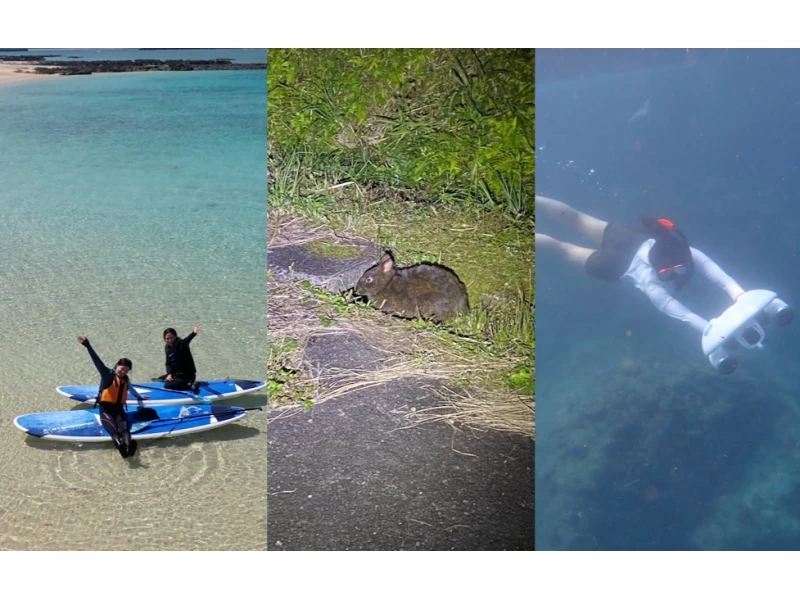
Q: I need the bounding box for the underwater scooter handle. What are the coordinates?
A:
[703,290,793,374]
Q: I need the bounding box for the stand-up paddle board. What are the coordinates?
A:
[56,379,266,406]
[14,404,259,442]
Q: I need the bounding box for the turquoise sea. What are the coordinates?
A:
[0,67,267,550]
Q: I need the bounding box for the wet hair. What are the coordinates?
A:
[163,328,177,339]
[641,217,694,289]
[115,358,133,370]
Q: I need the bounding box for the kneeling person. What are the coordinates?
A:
[156,324,201,392]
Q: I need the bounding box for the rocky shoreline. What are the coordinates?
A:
[0,55,265,76]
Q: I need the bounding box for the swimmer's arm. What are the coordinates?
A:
[79,338,112,378]
[644,283,709,334]
[691,247,745,301]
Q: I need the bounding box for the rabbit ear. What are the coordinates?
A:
[381,254,394,272]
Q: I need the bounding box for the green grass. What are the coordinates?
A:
[266,333,317,408]
[268,49,534,218]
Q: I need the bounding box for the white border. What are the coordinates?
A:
[0,553,535,597]
[3,551,795,596]
[2,0,800,47]
[9,3,800,596]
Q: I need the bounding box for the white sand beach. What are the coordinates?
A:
[0,61,57,84]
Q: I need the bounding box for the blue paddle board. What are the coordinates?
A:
[56,379,266,406]
[14,404,253,442]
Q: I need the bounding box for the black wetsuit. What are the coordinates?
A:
[158,331,197,390]
[80,339,143,458]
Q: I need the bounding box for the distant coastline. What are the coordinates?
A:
[0,55,265,78]
[0,48,253,53]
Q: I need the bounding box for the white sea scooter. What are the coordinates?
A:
[702,289,793,374]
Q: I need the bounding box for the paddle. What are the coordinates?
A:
[131,383,213,404]
[129,406,262,433]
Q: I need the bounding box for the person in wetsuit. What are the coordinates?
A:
[535,194,794,373]
[77,336,146,458]
[155,324,201,391]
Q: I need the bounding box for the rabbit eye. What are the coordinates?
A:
[367,276,373,283]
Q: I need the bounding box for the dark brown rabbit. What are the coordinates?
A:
[355,253,469,322]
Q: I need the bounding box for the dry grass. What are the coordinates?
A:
[268,207,376,252]
[268,209,339,249]
[397,385,535,438]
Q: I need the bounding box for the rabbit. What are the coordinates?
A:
[355,253,469,322]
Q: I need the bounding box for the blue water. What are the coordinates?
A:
[0,48,265,63]
[536,49,800,550]
[0,69,267,550]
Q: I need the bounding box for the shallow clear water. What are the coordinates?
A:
[0,70,266,550]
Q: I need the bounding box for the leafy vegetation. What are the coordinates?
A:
[268,49,534,218]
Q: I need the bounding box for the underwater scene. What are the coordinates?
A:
[536,49,800,550]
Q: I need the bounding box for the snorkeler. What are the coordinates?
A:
[536,194,794,373]
[77,336,146,458]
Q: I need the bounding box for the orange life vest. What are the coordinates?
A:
[99,376,128,405]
